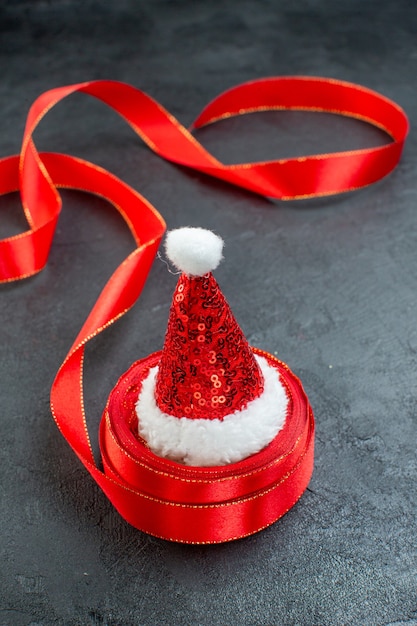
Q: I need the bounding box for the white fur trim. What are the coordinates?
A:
[135,355,288,466]
[165,227,224,276]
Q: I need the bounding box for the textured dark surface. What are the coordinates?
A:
[1,1,417,625]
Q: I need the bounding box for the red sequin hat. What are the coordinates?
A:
[104,227,315,543]
[137,227,291,466]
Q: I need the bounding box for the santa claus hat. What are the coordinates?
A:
[103,226,314,543]
[132,228,287,466]
[136,227,288,466]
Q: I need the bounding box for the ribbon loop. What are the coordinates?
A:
[0,77,408,541]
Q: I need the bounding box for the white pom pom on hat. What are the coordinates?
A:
[165,227,224,276]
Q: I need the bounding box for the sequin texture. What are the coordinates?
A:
[155,272,264,419]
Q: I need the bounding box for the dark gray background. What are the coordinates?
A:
[1,1,416,624]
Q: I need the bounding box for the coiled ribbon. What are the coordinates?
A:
[0,77,408,543]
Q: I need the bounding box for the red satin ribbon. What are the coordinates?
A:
[101,349,314,543]
[0,77,408,543]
